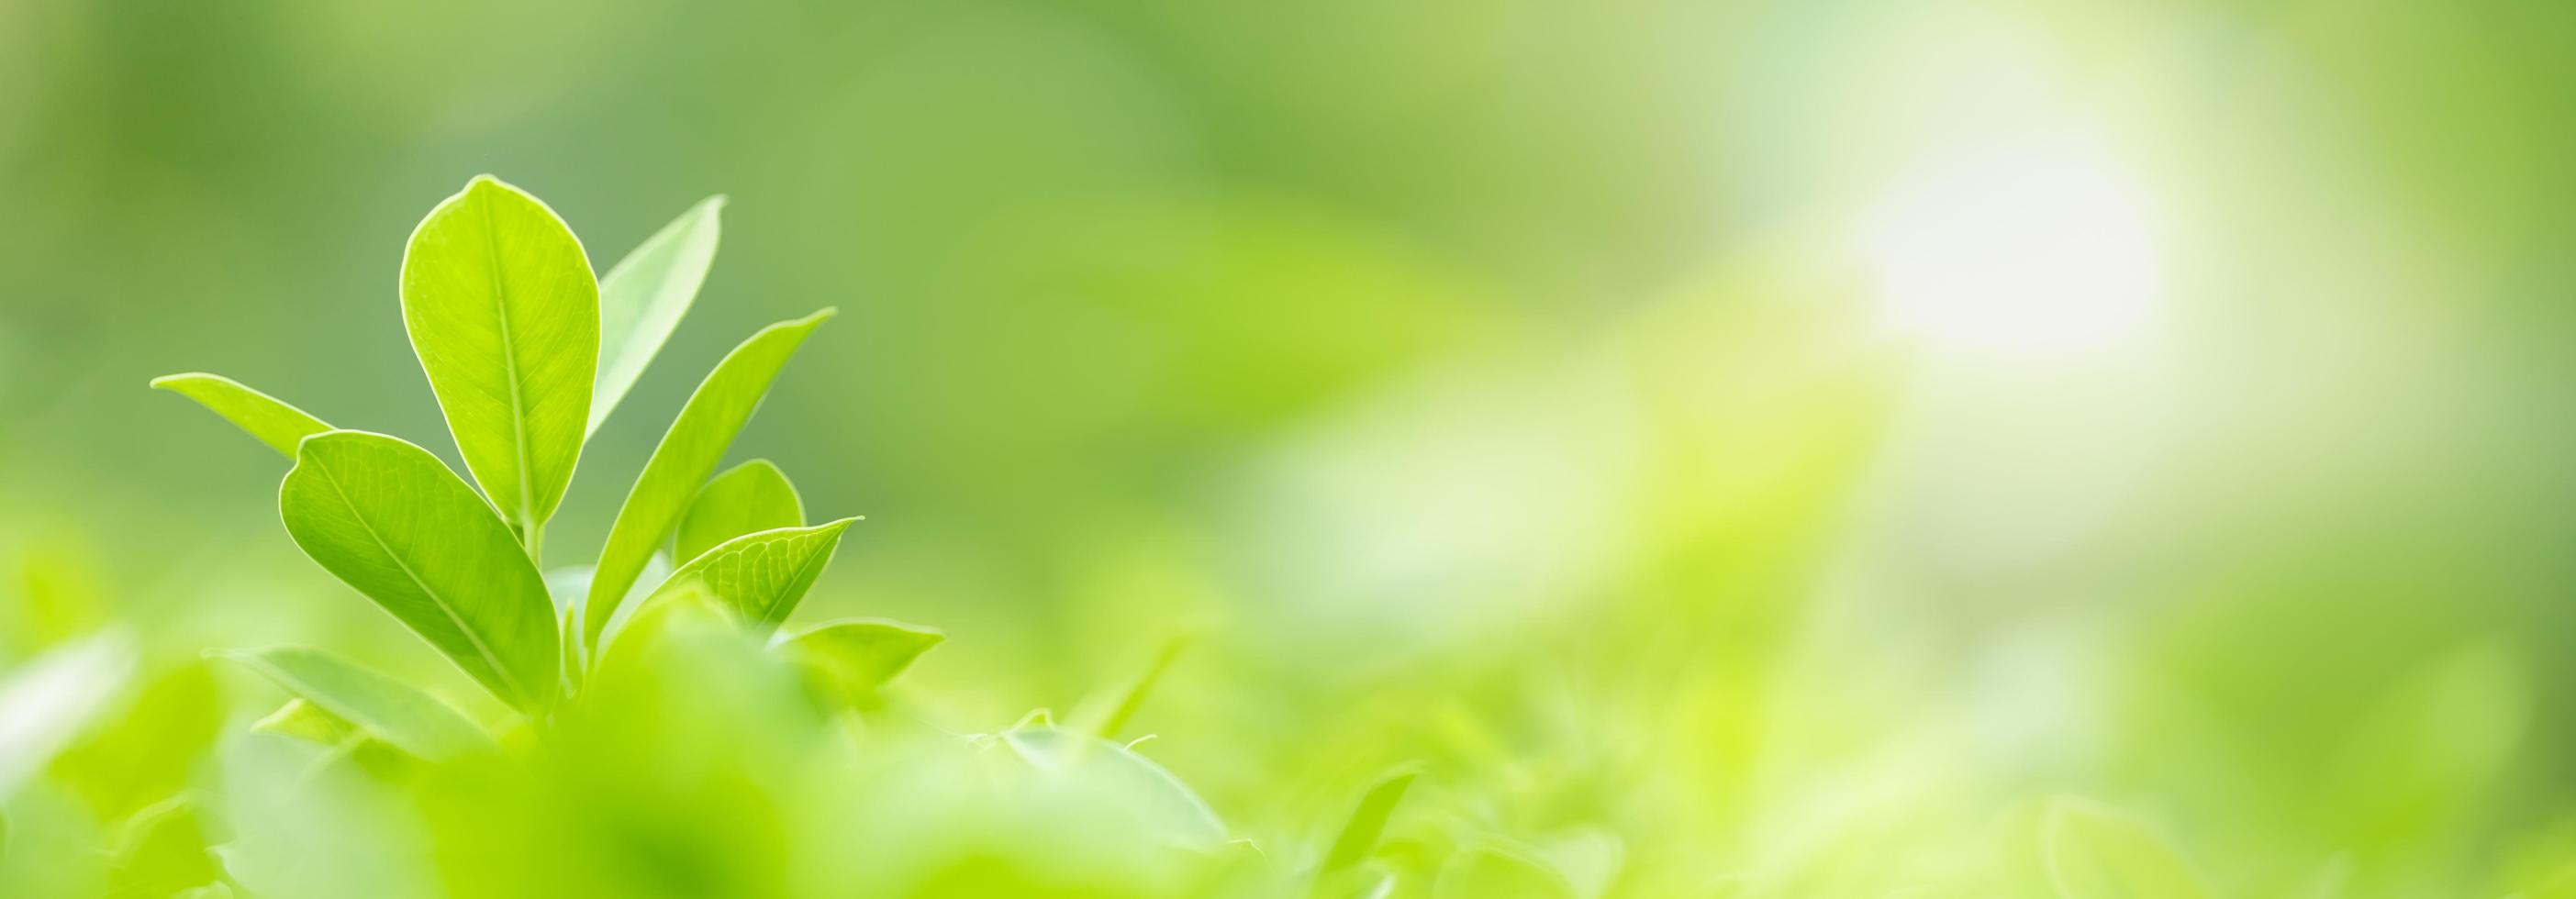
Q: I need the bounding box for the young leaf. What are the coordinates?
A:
[643,518,857,632]
[250,698,362,747]
[149,373,332,458]
[776,617,942,702]
[2042,797,2212,899]
[399,174,599,539]
[675,459,804,564]
[278,429,559,709]
[1000,726,1231,849]
[591,195,723,436]
[1321,766,1420,874]
[213,647,492,761]
[585,309,836,644]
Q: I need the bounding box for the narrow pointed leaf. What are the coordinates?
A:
[279,430,559,709]
[2043,797,2212,899]
[149,373,331,458]
[778,617,942,702]
[1322,766,1421,874]
[591,195,723,436]
[213,647,491,761]
[644,518,856,632]
[585,309,835,643]
[675,459,804,564]
[400,174,598,537]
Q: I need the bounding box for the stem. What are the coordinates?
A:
[522,516,545,566]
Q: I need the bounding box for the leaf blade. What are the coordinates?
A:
[675,459,805,564]
[777,617,942,703]
[149,373,332,458]
[647,518,857,633]
[213,646,491,761]
[399,174,598,536]
[1322,766,1421,874]
[591,195,723,436]
[279,429,559,709]
[585,309,835,643]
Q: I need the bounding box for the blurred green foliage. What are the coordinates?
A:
[7,0,2576,895]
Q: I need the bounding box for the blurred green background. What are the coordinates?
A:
[6,0,2576,894]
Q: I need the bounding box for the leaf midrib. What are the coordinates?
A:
[478,196,539,535]
[307,449,529,704]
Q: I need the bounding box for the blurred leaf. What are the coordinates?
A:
[2042,798,2211,899]
[250,698,361,747]
[103,798,219,899]
[642,518,856,633]
[674,459,803,565]
[591,195,722,436]
[1081,635,1189,741]
[1321,766,1419,875]
[0,632,134,801]
[1433,841,1577,899]
[1000,726,1230,850]
[148,373,332,459]
[278,430,559,710]
[585,308,835,646]
[399,174,597,538]
[13,540,107,652]
[213,646,490,762]
[50,662,220,820]
[777,617,942,704]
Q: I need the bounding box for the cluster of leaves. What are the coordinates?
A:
[0,177,2465,899]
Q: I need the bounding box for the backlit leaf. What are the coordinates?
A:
[585,309,835,644]
[278,429,558,709]
[399,174,598,538]
[591,195,722,436]
[250,698,361,746]
[642,518,857,633]
[1321,765,1419,874]
[213,646,491,761]
[675,459,803,565]
[777,617,942,703]
[149,373,331,459]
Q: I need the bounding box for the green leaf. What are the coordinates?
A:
[399,174,599,538]
[50,662,222,821]
[1433,841,1578,899]
[585,308,836,644]
[641,518,857,633]
[213,646,492,761]
[675,459,804,565]
[250,698,362,746]
[1000,726,1230,849]
[278,429,559,709]
[591,195,723,436]
[148,373,332,458]
[777,617,942,703]
[2042,797,2212,899]
[1321,766,1420,874]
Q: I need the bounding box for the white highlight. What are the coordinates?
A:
[1864,133,2163,353]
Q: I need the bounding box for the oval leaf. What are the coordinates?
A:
[591,195,723,436]
[214,647,490,761]
[2042,797,2212,899]
[585,309,835,644]
[646,518,857,633]
[675,459,804,564]
[279,430,559,709]
[777,617,942,703]
[400,174,599,538]
[149,373,332,458]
